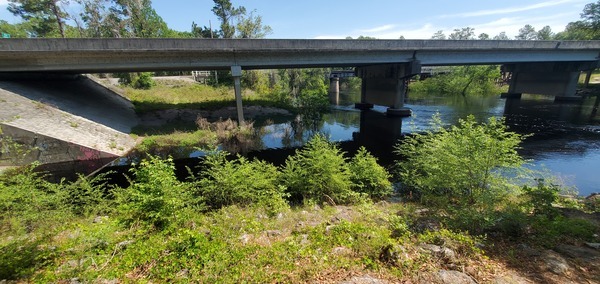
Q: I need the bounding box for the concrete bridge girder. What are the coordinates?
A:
[502,61,599,99]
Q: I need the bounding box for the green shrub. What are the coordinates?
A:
[280,134,358,204]
[395,114,524,207]
[64,173,113,216]
[114,156,189,229]
[197,151,288,215]
[522,179,561,218]
[530,216,597,247]
[0,165,69,233]
[349,147,393,200]
[117,72,155,89]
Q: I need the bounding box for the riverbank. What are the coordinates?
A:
[1,196,598,283]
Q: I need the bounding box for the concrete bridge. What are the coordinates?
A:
[1,38,599,118]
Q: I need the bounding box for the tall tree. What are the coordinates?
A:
[212,0,245,38]
[493,32,509,40]
[191,21,220,38]
[515,24,537,40]
[478,33,490,40]
[0,20,32,37]
[554,1,600,41]
[537,25,554,40]
[448,27,475,40]
[115,0,169,38]
[8,0,68,37]
[236,9,271,38]
[431,30,446,39]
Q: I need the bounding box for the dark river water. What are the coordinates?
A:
[251,92,600,196]
[105,90,600,196]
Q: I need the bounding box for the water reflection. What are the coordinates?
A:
[103,91,599,195]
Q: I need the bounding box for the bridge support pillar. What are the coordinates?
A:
[356,61,420,116]
[231,65,244,123]
[329,77,340,105]
[502,62,597,102]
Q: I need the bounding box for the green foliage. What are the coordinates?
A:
[522,179,561,218]
[63,173,113,216]
[281,134,358,204]
[114,156,190,229]
[556,1,600,39]
[395,114,525,207]
[196,151,288,215]
[0,237,53,280]
[8,0,68,37]
[117,72,155,89]
[349,147,393,200]
[529,216,597,247]
[410,65,504,96]
[0,165,69,234]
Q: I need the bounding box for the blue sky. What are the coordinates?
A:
[0,0,592,39]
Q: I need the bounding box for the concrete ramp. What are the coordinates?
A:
[0,74,138,172]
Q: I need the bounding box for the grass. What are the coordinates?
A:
[122,82,291,114]
[0,201,490,283]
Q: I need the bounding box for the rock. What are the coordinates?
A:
[492,271,530,284]
[117,240,133,249]
[419,244,456,263]
[299,234,309,246]
[239,234,251,245]
[436,270,477,284]
[410,217,441,233]
[555,244,600,260]
[70,278,81,284]
[517,243,542,257]
[265,230,282,237]
[339,275,388,284]
[332,246,353,256]
[176,268,189,278]
[93,215,108,223]
[414,208,430,215]
[541,250,570,275]
[585,242,600,250]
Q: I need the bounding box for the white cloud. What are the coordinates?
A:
[357,24,396,34]
[314,23,439,40]
[0,0,9,6]
[441,0,585,18]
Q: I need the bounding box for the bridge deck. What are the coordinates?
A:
[0,39,599,72]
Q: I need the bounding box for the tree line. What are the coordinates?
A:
[2,0,272,39]
[430,1,600,41]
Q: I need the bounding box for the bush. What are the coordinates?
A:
[116,72,155,89]
[0,165,69,234]
[281,134,358,204]
[196,151,288,215]
[522,179,561,218]
[349,147,393,200]
[114,156,190,229]
[395,114,525,207]
[64,173,113,216]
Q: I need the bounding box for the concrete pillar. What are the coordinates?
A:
[329,77,340,105]
[355,62,419,117]
[355,77,373,110]
[231,65,244,123]
[502,62,596,102]
[584,70,593,87]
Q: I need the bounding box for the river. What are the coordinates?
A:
[247,91,600,196]
[102,89,600,196]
